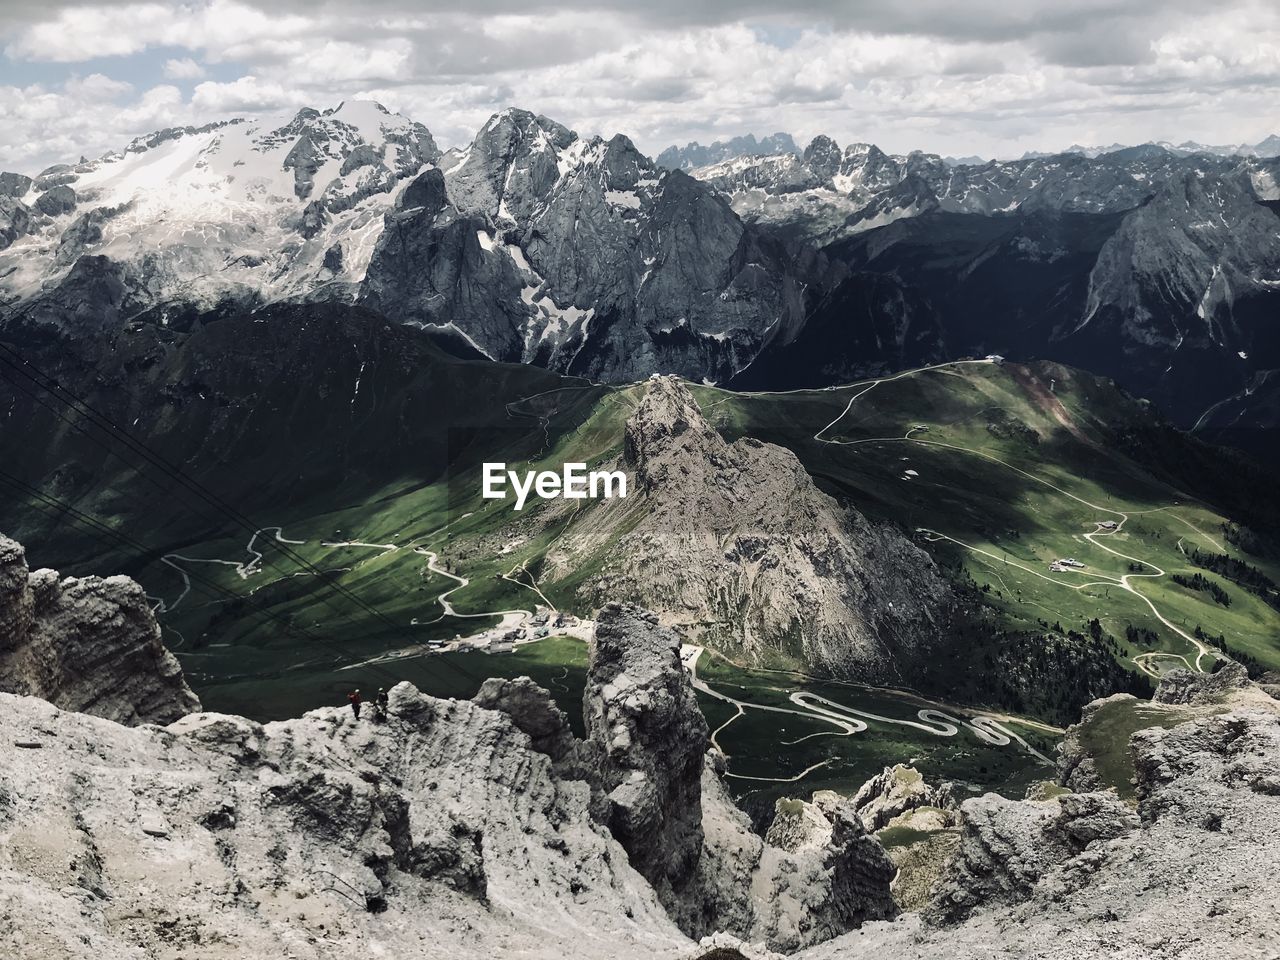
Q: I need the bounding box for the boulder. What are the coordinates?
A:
[35,184,77,217]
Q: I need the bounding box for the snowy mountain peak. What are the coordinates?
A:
[0,100,440,307]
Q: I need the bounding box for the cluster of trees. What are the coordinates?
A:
[1124,623,1161,649]
[927,580,1155,725]
[1221,522,1276,559]
[1190,548,1279,611]
[1194,624,1264,678]
[1171,572,1231,606]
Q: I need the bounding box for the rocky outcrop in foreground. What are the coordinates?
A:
[584,604,898,950]
[0,534,199,724]
[850,764,957,832]
[586,604,709,902]
[560,378,952,684]
[0,684,685,959]
[0,582,896,958]
[792,669,1280,960]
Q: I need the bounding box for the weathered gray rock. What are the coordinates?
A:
[692,758,897,952]
[850,764,956,831]
[0,195,32,250]
[283,133,323,199]
[563,378,953,682]
[798,675,1280,960]
[1153,660,1251,705]
[0,172,32,199]
[297,198,328,239]
[473,675,578,766]
[446,109,575,222]
[1056,691,1137,791]
[340,143,384,176]
[360,108,812,382]
[586,603,708,903]
[924,790,1138,925]
[53,204,130,266]
[35,184,77,217]
[0,684,686,959]
[1133,711,1280,825]
[397,166,448,214]
[582,603,898,951]
[361,200,531,359]
[322,241,343,272]
[0,534,199,724]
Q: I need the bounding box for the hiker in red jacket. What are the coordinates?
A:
[348,689,362,720]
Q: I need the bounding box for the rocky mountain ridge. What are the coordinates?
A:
[693,133,1280,244]
[553,377,953,682]
[1,103,813,385]
[659,132,1280,173]
[0,100,438,326]
[657,133,801,171]
[6,101,1280,438]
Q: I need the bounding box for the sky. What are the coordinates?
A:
[1,0,1278,173]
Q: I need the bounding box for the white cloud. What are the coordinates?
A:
[0,0,1278,172]
[63,73,134,100]
[163,57,207,80]
[190,75,307,113]
[0,80,188,171]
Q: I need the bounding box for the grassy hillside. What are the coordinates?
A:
[690,359,1280,681]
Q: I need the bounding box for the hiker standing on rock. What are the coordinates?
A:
[373,687,389,722]
[348,689,362,720]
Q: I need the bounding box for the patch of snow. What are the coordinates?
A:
[605,189,641,210]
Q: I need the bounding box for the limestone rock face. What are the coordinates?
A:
[1153,660,1251,705]
[585,603,709,902]
[795,678,1280,960]
[0,195,32,250]
[1133,711,1280,826]
[1055,692,1138,791]
[361,108,811,383]
[568,377,952,683]
[850,764,957,832]
[0,684,686,960]
[578,603,898,952]
[0,172,32,198]
[0,535,199,724]
[692,759,897,953]
[473,675,581,771]
[35,183,77,216]
[924,791,1139,925]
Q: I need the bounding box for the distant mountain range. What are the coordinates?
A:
[658,133,1280,170]
[2,101,1279,455]
[655,132,800,170]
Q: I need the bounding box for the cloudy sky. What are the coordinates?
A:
[1,0,1277,172]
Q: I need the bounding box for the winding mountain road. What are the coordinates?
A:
[811,362,1219,676]
[684,646,1052,783]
